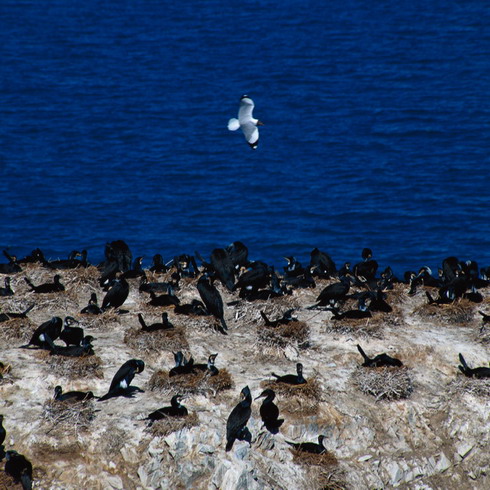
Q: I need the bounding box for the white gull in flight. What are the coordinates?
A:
[227,95,263,150]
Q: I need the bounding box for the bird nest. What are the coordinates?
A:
[146,411,199,438]
[415,299,476,325]
[449,376,490,398]
[124,326,188,356]
[325,316,384,339]
[256,321,310,351]
[0,318,33,344]
[40,352,104,379]
[42,398,96,434]
[147,369,233,397]
[290,448,338,468]
[353,366,413,401]
[260,378,322,416]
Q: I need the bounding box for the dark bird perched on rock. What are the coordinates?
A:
[174,299,208,316]
[282,266,315,289]
[122,256,145,279]
[458,353,490,378]
[210,248,236,291]
[149,254,168,273]
[197,275,227,333]
[0,277,14,297]
[353,248,378,280]
[48,336,95,357]
[286,435,327,454]
[368,289,393,313]
[283,256,304,278]
[5,450,33,490]
[173,254,199,278]
[169,351,195,377]
[193,353,219,376]
[139,276,178,294]
[103,240,133,273]
[226,386,252,452]
[357,344,403,368]
[24,274,65,294]
[148,288,180,307]
[260,309,297,327]
[0,251,22,274]
[146,394,188,425]
[309,248,336,278]
[101,275,129,310]
[98,359,145,401]
[226,241,249,270]
[48,250,88,269]
[54,385,94,402]
[232,261,270,294]
[441,256,460,284]
[255,389,283,434]
[0,414,5,446]
[309,276,351,308]
[138,312,173,332]
[271,363,307,385]
[0,304,34,323]
[59,316,84,346]
[80,293,102,315]
[20,316,63,349]
[0,414,6,460]
[327,299,372,320]
[479,311,490,324]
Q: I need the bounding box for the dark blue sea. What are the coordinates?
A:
[1,0,489,277]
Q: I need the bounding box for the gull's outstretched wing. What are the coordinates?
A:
[241,122,259,149]
[238,96,255,124]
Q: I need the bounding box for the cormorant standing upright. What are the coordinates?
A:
[197,275,228,333]
[255,389,284,434]
[226,386,252,451]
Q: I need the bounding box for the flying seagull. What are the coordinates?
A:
[228,95,263,149]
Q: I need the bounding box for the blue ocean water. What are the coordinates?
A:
[1,0,489,277]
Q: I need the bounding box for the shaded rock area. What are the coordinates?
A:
[0,247,490,489]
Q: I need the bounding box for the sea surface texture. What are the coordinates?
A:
[1,0,489,276]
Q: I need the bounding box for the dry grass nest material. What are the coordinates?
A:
[41,352,104,379]
[124,326,188,355]
[449,376,490,398]
[290,448,338,468]
[415,299,476,324]
[257,321,310,349]
[353,366,413,401]
[42,398,96,434]
[260,378,322,416]
[147,411,199,438]
[325,316,383,340]
[148,369,233,396]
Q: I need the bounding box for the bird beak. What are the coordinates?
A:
[257,120,264,126]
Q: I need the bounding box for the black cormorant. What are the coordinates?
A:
[225,386,252,452]
[357,345,403,367]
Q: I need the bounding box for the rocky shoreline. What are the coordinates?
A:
[0,243,489,489]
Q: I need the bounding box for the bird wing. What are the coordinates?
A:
[228,118,240,131]
[238,97,255,123]
[241,122,259,148]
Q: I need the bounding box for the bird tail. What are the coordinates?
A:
[24,277,36,291]
[20,471,32,490]
[227,118,240,131]
[22,304,35,316]
[357,344,369,362]
[225,437,235,452]
[220,318,228,331]
[260,311,272,326]
[458,353,469,374]
[138,314,147,330]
